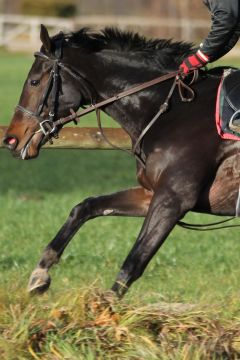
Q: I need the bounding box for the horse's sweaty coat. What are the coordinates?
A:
[3,25,240,296]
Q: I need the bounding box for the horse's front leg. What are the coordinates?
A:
[28,187,152,293]
[111,183,198,297]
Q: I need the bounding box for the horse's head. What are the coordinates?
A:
[3,25,85,159]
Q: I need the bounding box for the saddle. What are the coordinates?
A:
[216,68,240,140]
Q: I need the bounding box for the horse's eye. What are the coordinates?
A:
[30,79,40,87]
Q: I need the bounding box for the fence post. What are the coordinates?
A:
[181,18,194,42]
[0,14,4,45]
[30,18,40,50]
[178,0,194,41]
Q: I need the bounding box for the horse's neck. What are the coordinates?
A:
[69,49,157,141]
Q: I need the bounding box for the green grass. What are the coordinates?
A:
[0,50,31,123]
[1,50,240,358]
[1,147,240,306]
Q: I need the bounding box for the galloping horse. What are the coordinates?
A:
[3,25,240,297]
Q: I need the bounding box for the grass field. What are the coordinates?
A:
[1,49,240,358]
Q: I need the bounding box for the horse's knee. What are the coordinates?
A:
[69,197,95,224]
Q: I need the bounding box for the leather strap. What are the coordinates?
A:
[54,71,180,127]
[132,77,178,156]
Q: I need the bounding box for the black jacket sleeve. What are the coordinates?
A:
[201,0,240,62]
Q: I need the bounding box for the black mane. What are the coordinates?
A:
[53,27,194,69]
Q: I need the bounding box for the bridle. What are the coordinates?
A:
[16,38,65,139]
[16,38,196,166]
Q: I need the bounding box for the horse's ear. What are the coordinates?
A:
[40,24,52,53]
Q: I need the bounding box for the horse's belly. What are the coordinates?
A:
[196,154,240,216]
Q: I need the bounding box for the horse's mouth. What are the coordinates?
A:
[20,133,36,160]
[13,132,46,160]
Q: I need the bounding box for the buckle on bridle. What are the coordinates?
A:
[39,119,57,136]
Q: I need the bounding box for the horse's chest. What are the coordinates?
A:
[136,167,153,190]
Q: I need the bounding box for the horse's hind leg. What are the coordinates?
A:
[28,187,152,293]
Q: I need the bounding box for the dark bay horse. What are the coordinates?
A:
[3,25,240,297]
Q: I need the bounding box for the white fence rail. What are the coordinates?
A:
[0,14,210,52]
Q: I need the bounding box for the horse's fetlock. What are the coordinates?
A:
[39,247,59,268]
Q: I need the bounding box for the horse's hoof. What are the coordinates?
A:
[103,290,118,304]
[27,268,51,294]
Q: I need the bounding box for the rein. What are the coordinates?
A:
[55,70,190,167]
[55,71,179,126]
[54,69,195,167]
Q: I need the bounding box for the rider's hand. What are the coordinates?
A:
[179,50,209,75]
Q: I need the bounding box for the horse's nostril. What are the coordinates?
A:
[3,136,18,150]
